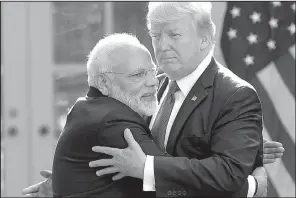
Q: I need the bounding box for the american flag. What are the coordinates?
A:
[220,2,295,197]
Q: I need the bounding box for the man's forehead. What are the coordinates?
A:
[150,18,190,32]
[112,45,146,60]
[113,48,153,72]
[115,63,154,74]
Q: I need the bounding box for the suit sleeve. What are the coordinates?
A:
[153,86,263,197]
[101,112,169,157]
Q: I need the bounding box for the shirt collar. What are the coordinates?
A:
[175,49,214,97]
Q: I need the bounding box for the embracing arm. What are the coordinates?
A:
[97,111,169,157]
[21,108,284,197]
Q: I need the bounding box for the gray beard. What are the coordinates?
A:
[109,83,157,117]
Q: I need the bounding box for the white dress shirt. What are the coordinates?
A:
[143,50,257,197]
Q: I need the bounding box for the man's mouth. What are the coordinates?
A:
[161,56,175,60]
[160,57,176,63]
[142,92,157,98]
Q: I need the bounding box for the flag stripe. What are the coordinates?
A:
[266,178,279,198]
[251,77,295,181]
[273,51,295,97]
[263,125,296,197]
[256,62,295,144]
[290,45,295,59]
[266,159,296,197]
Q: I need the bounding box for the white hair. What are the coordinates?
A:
[86,33,143,87]
[146,2,216,45]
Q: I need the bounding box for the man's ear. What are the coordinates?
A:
[95,74,110,96]
[200,35,210,50]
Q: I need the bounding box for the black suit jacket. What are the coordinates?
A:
[52,87,165,197]
[151,59,263,197]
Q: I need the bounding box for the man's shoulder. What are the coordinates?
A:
[72,97,144,124]
[214,61,256,93]
[61,96,148,137]
[74,96,142,121]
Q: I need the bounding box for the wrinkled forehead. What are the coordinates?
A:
[111,45,154,72]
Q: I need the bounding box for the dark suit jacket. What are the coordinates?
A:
[151,58,263,197]
[52,87,165,197]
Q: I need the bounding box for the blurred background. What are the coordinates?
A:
[1,1,295,197]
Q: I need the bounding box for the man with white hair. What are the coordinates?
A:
[22,2,285,198]
[49,33,169,197]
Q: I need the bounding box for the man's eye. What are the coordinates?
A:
[170,33,181,38]
[132,71,145,77]
[150,34,160,39]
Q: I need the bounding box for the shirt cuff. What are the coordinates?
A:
[143,155,156,191]
[247,175,256,197]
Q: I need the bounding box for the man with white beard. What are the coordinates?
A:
[50,33,166,197]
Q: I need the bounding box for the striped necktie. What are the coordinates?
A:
[151,80,179,151]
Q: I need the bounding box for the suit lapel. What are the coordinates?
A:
[166,80,208,154]
[166,58,218,154]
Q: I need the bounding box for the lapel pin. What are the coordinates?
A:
[191,95,197,101]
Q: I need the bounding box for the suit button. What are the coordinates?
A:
[178,190,182,196]
[167,190,172,196]
[172,191,177,196]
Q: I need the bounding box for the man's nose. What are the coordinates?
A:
[145,74,159,88]
[158,35,170,51]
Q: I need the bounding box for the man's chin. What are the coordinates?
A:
[137,100,157,116]
[141,110,155,117]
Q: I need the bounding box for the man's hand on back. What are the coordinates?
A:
[263,138,285,164]
[22,170,53,197]
[90,128,147,180]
